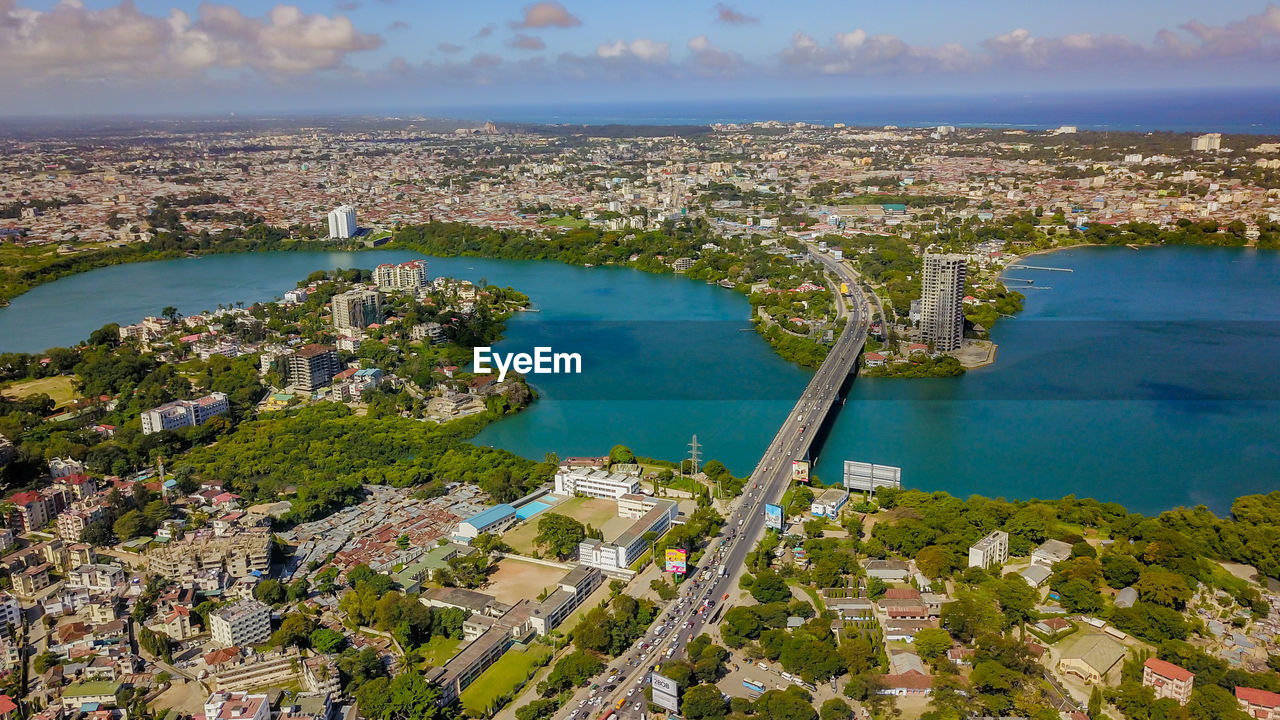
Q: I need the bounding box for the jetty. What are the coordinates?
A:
[1006,264,1073,272]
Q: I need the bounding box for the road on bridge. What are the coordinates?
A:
[561,246,873,720]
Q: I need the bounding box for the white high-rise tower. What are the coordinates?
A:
[920,253,967,353]
[327,205,357,239]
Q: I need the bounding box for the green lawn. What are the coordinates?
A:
[459,644,553,715]
[540,217,588,229]
[421,635,462,666]
[1,375,80,408]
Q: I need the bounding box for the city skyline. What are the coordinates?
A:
[3,1,1280,115]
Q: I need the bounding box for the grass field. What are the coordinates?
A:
[501,496,622,555]
[1,375,80,408]
[540,217,588,229]
[458,644,552,715]
[420,635,462,666]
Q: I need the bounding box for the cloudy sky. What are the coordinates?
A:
[4,0,1280,116]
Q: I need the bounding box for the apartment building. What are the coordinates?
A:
[372,260,428,291]
[967,530,1009,570]
[66,564,126,592]
[1143,658,1193,705]
[1192,133,1222,152]
[204,692,271,720]
[1237,686,1280,719]
[6,491,51,532]
[210,599,272,647]
[553,467,639,499]
[57,501,107,542]
[287,344,340,391]
[0,593,20,639]
[920,253,967,353]
[331,289,381,331]
[326,205,357,239]
[140,392,230,435]
[147,531,271,579]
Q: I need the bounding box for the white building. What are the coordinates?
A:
[49,457,85,478]
[210,598,272,647]
[553,467,639,499]
[810,488,849,517]
[920,253,966,352]
[66,564,126,592]
[967,530,1009,569]
[1191,133,1222,152]
[577,498,677,572]
[0,592,21,639]
[140,392,230,435]
[1031,539,1073,567]
[327,205,357,239]
[372,260,428,291]
[205,692,271,720]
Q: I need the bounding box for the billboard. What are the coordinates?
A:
[764,503,784,532]
[651,672,679,713]
[843,461,902,494]
[792,460,810,483]
[664,548,688,574]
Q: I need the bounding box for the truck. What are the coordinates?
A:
[718,564,726,577]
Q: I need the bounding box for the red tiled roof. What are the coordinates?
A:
[0,695,18,715]
[884,588,921,600]
[1144,657,1193,682]
[1237,686,1280,708]
[881,670,932,690]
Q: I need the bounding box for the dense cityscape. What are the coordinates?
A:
[4,3,1280,720]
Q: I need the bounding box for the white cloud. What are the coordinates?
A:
[0,0,382,81]
[596,38,670,63]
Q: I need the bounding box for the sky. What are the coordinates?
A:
[3,0,1280,116]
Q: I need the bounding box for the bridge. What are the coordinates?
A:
[569,246,873,720]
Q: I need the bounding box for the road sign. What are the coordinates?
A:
[664,548,687,574]
[764,503,784,531]
[792,460,810,483]
[651,672,679,713]
[842,460,901,494]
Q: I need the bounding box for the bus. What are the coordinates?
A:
[742,678,766,694]
[599,710,616,720]
[615,698,626,710]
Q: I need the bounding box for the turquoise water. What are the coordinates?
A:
[2,245,1277,514]
[515,501,552,520]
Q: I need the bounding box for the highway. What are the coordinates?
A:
[562,246,872,720]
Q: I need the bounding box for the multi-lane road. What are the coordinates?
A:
[563,249,872,720]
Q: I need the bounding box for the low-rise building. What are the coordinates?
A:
[455,504,518,541]
[66,564,125,592]
[1237,686,1280,719]
[968,530,1009,569]
[810,488,849,517]
[1143,657,1193,705]
[864,559,912,582]
[204,692,271,720]
[577,498,677,572]
[140,392,229,435]
[553,467,639,499]
[1058,634,1127,685]
[1032,539,1073,567]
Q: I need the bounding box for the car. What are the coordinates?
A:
[628,689,636,697]
[578,701,586,708]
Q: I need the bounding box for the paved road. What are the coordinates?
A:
[562,248,872,720]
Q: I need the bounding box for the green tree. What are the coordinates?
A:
[913,628,952,663]
[609,445,635,465]
[535,513,588,560]
[254,579,287,605]
[682,683,728,720]
[310,628,347,653]
[819,699,853,720]
[995,574,1038,627]
[750,570,791,603]
[1135,568,1193,609]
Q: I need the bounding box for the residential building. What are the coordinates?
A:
[877,670,932,696]
[1032,539,1074,567]
[864,559,912,582]
[920,253,966,352]
[14,563,52,597]
[0,593,20,639]
[287,344,340,391]
[150,606,199,641]
[968,530,1009,569]
[66,564,125,592]
[455,504,518,541]
[303,656,341,696]
[210,599,272,647]
[0,435,11,467]
[410,322,446,344]
[553,467,639,499]
[1143,658,1193,705]
[372,260,428,291]
[1237,686,1280,719]
[147,531,271,579]
[6,491,51,532]
[1192,133,1222,152]
[327,205,357,239]
[204,692,271,720]
[331,289,381,330]
[140,392,230,435]
[211,650,304,692]
[578,498,677,572]
[48,457,85,478]
[1020,564,1052,588]
[57,501,107,542]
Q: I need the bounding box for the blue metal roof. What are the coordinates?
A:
[464,504,516,529]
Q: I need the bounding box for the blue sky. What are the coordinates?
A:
[3,1,1280,115]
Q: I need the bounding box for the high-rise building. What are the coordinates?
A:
[210,599,272,647]
[372,260,429,291]
[331,289,382,330]
[327,205,357,239]
[920,253,966,352]
[287,344,340,391]
[1191,133,1222,152]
